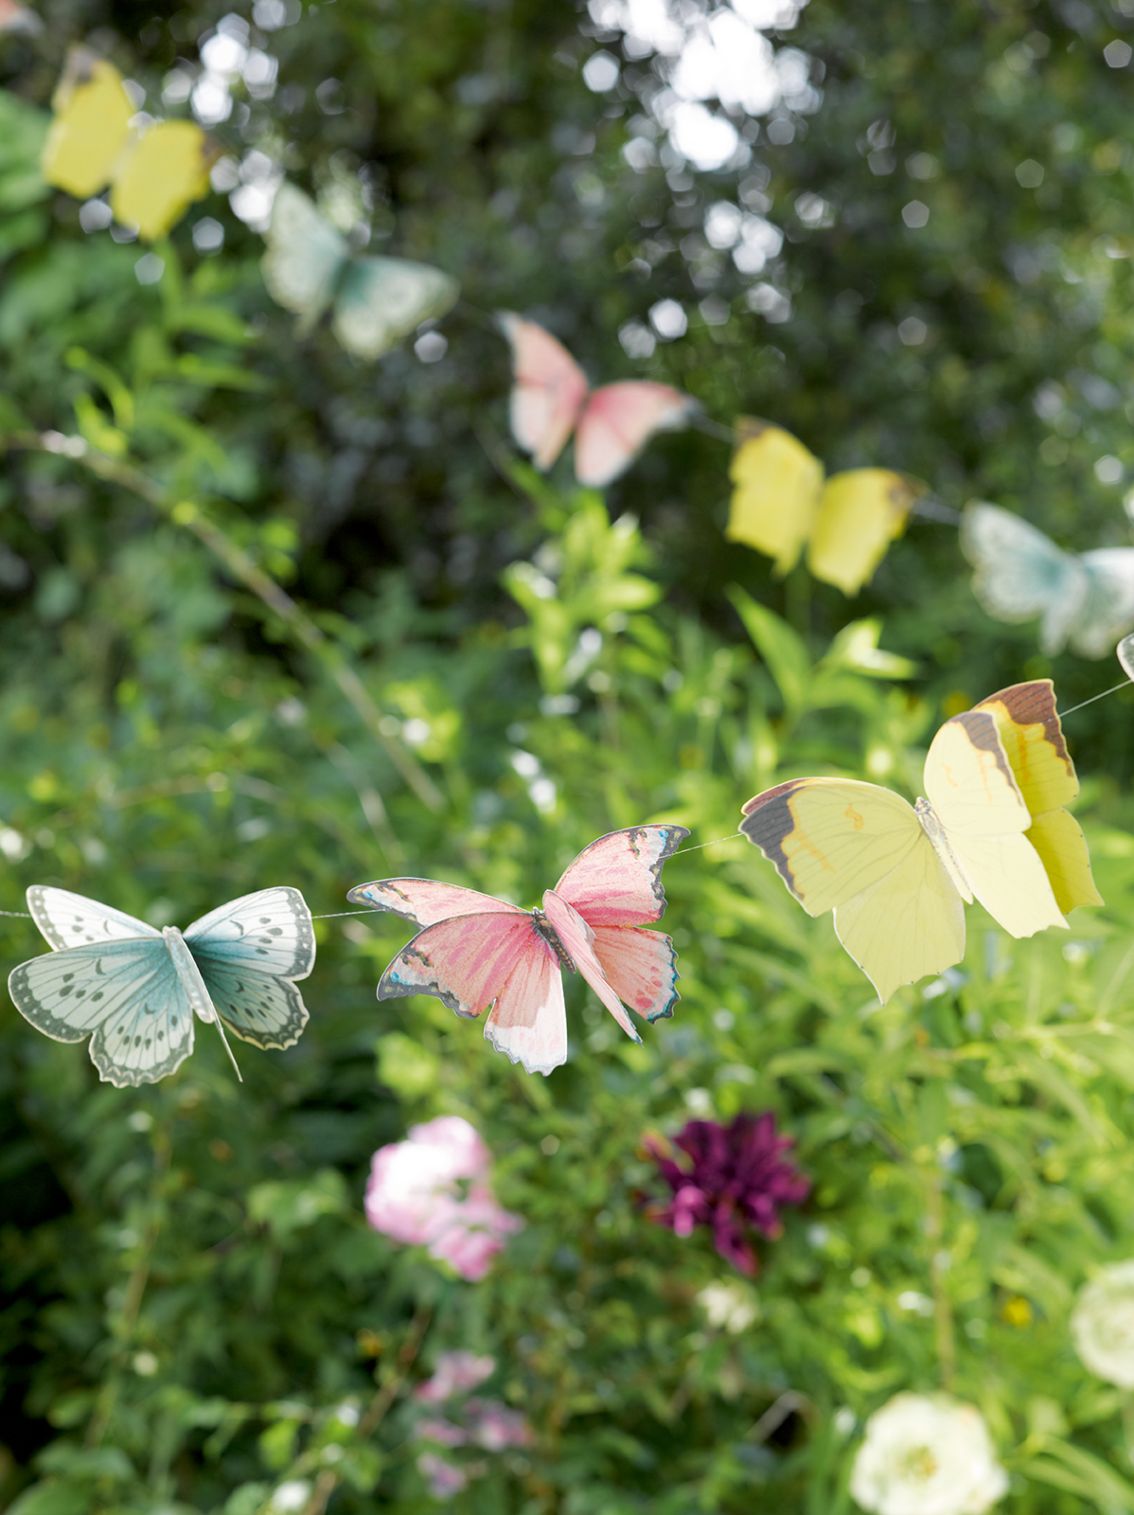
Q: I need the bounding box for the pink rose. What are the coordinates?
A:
[365,1116,522,1282]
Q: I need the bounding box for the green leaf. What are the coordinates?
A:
[726,586,810,713]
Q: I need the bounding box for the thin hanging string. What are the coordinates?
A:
[313,907,382,920]
[672,831,744,857]
[911,495,962,525]
[1061,677,1133,719]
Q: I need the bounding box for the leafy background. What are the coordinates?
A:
[3,0,1134,1510]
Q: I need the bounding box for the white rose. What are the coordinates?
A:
[1072,1259,1134,1388]
[850,1393,1009,1515]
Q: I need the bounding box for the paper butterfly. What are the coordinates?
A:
[0,0,40,32]
[962,502,1134,658]
[499,314,697,490]
[262,183,459,361]
[740,680,1100,1002]
[726,420,921,596]
[1119,634,1134,681]
[41,49,216,241]
[8,886,314,1087]
[349,825,689,1076]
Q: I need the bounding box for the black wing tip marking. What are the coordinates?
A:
[593,823,691,915]
[739,782,808,891]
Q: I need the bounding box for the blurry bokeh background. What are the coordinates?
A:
[2,1,1134,1510]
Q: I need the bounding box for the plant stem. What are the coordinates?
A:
[3,430,443,814]
[300,1305,432,1515]
[925,1169,956,1392]
[86,1121,172,1448]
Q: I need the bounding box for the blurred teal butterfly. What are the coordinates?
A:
[8,886,314,1087]
[262,183,459,361]
[962,502,1134,658]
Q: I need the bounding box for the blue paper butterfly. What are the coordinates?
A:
[962,502,1134,658]
[8,886,314,1086]
[262,183,459,361]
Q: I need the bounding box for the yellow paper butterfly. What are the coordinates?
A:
[740,680,1100,1002]
[727,420,921,595]
[41,49,214,240]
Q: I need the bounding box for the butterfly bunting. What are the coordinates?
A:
[9,886,314,1086]
[499,314,697,488]
[349,825,689,1076]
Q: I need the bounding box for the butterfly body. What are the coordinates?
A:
[500,314,696,488]
[351,825,689,1075]
[9,887,314,1086]
[741,682,1099,1002]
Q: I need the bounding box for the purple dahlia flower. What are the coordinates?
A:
[647,1111,809,1275]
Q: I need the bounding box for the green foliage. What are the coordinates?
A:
[2,1,1134,1512]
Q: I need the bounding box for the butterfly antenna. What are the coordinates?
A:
[211,1013,244,1084]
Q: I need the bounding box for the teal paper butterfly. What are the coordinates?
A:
[962,502,1134,658]
[262,183,459,361]
[8,886,314,1086]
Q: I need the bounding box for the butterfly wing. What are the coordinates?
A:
[541,890,639,1042]
[185,961,309,1050]
[498,313,590,470]
[726,421,825,575]
[183,888,314,1049]
[924,710,1066,938]
[1073,550,1134,658]
[741,777,964,1000]
[1119,633,1134,681]
[553,825,689,927]
[41,50,133,198]
[807,469,917,595]
[972,680,1101,914]
[483,940,568,1075]
[831,836,966,1004]
[262,182,348,330]
[588,925,678,1023]
[347,878,526,928]
[333,255,459,360]
[960,503,1088,654]
[551,825,687,1022]
[110,120,215,241]
[9,936,196,1086]
[377,911,544,1019]
[26,885,160,950]
[573,381,696,489]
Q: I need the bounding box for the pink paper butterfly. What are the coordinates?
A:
[349,825,689,1076]
[499,314,697,489]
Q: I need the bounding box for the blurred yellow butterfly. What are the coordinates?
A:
[741,680,1100,1002]
[726,420,921,596]
[41,49,215,240]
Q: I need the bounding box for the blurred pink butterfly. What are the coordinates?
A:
[349,825,689,1076]
[499,314,697,489]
